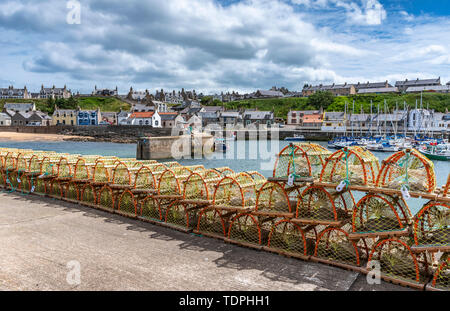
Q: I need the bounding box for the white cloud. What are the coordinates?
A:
[0,0,448,93]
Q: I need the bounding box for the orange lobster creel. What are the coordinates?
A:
[273,143,331,179]
[352,193,412,236]
[227,213,263,248]
[313,226,361,267]
[413,202,450,251]
[320,146,379,186]
[443,173,450,197]
[296,185,349,225]
[91,160,111,185]
[376,149,436,193]
[266,219,311,259]
[367,237,429,287]
[255,181,293,216]
[117,190,137,218]
[430,256,450,291]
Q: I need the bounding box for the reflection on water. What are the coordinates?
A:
[1,139,448,215]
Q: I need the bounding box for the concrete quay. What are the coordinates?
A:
[0,192,412,291]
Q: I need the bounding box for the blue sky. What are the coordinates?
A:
[0,0,449,94]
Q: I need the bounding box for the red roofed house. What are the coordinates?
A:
[128,111,161,127]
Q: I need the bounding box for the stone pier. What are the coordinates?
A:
[137,133,214,160]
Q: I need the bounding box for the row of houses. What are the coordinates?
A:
[287,109,450,132]
[0,85,72,100]
[0,100,277,129]
[302,78,450,96]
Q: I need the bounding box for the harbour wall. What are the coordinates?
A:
[0,125,447,142]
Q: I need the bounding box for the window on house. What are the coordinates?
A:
[155,121,159,126]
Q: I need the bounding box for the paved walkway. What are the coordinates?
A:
[0,192,412,291]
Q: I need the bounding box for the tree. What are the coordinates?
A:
[307,91,334,110]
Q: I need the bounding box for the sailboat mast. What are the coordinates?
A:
[352,100,354,137]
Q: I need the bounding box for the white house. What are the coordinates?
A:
[127,111,162,127]
[0,113,11,126]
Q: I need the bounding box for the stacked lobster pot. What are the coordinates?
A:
[369,149,440,289]
[0,146,448,291]
[196,172,266,244]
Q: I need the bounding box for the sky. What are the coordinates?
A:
[0,0,449,95]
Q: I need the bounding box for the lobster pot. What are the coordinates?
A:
[92,161,111,185]
[266,219,312,258]
[131,160,158,168]
[133,166,158,191]
[313,225,362,268]
[34,176,50,195]
[5,169,20,191]
[196,207,227,238]
[3,152,17,173]
[56,157,73,179]
[444,174,450,197]
[156,169,186,223]
[255,181,293,217]
[273,143,331,179]
[16,154,31,173]
[247,171,267,185]
[117,190,137,217]
[215,167,235,176]
[40,157,57,177]
[213,176,253,210]
[64,181,80,203]
[367,238,430,287]
[164,162,182,168]
[140,195,162,221]
[97,185,115,212]
[48,179,65,199]
[80,183,97,208]
[227,213,264,248]
[430,256,450,291]
[320,147,379,186]
[413,202,450,251]
[29,155,45,175]
[297,185,349,225]
[73,158,93,181]
[201,169,222,179]
[178,174,220,229]
[18,175,34,194]
[377,149,436,193]
[111,162,132,186]
[352,194,412,236]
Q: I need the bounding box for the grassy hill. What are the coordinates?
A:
[223,93,450,119]
[0,96,131,115]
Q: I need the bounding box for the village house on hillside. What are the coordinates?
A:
[77,108,101,126]
[38,85,72,99]
[302,83,356,96]
[126,111,162,127]
[3,102,36,113]
[405,85,450,94]
[92,86,118,96]
[243,110,274,127]
[52,107,77,125]
[395,77,441,92]
[287,110,323,128]
[0,86,32,99]
[321,111,346,132]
